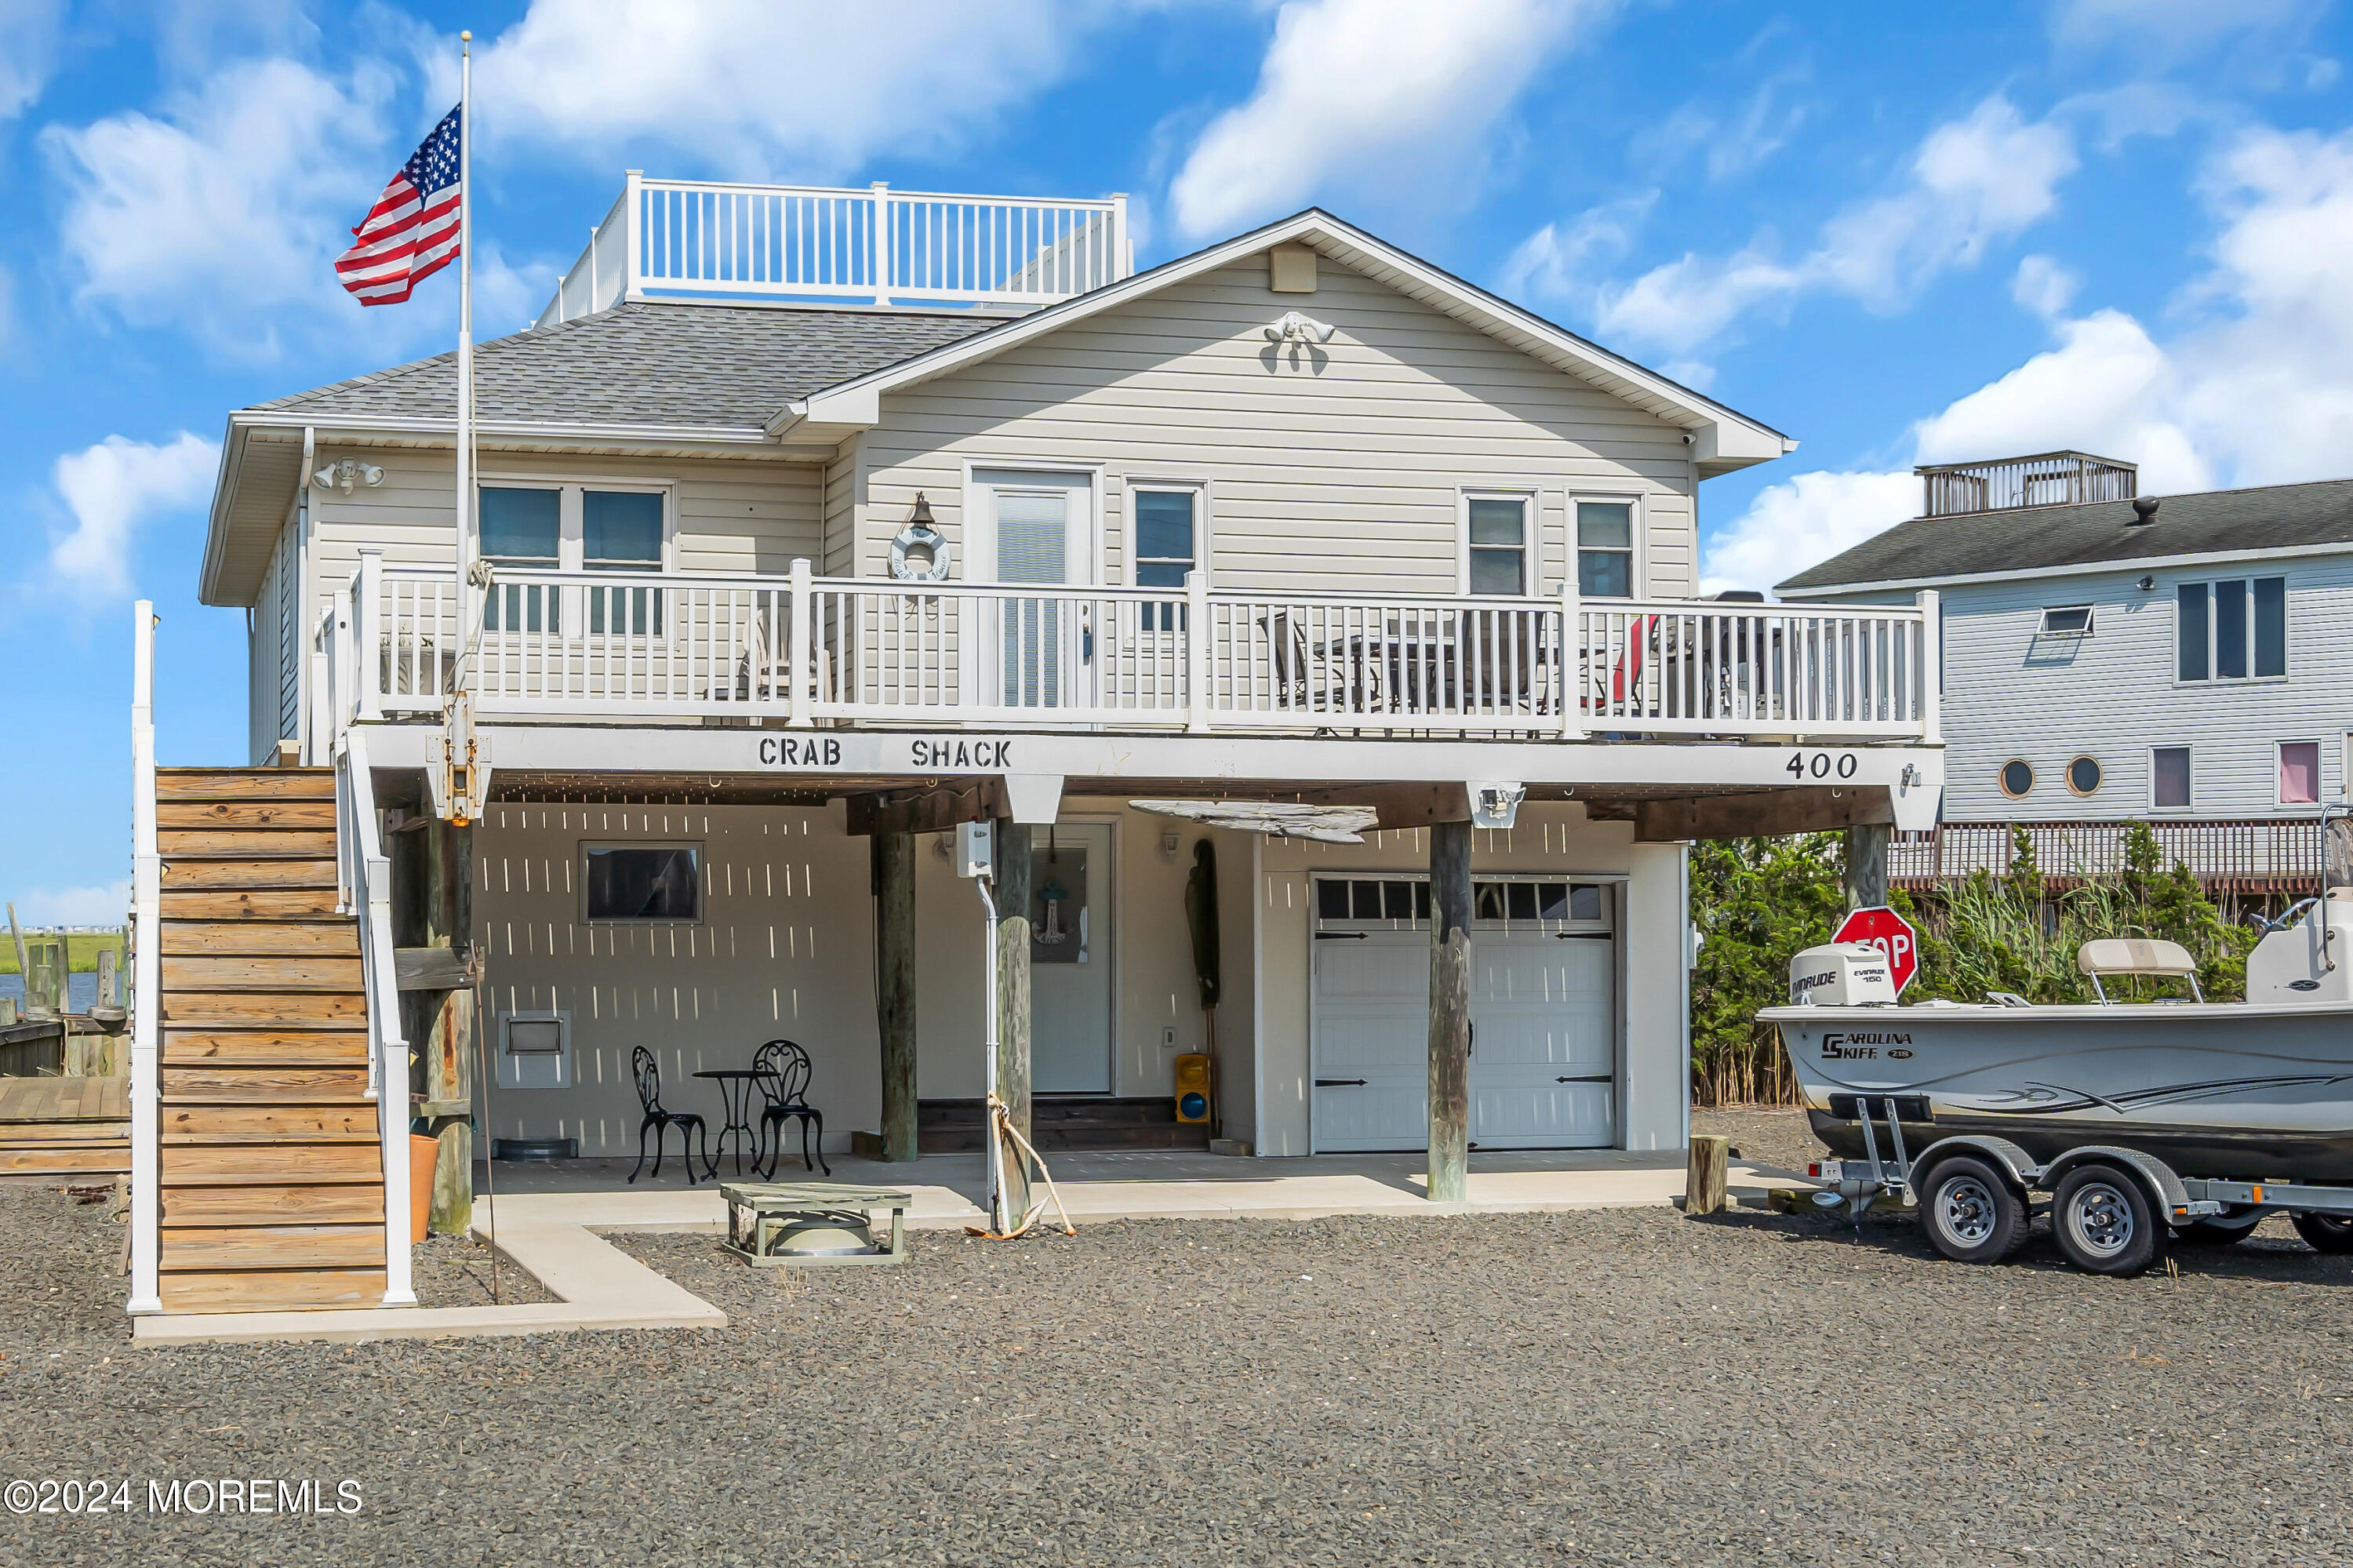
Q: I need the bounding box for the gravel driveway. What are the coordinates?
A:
[5,1133,2351,1567]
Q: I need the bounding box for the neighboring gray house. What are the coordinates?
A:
[1780,452,2353,897]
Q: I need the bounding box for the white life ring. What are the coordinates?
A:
[888,522,952,582]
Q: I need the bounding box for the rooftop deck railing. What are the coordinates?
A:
[1915,450,2138,518]
[536,177,1133,327]
[355,562,1939,744]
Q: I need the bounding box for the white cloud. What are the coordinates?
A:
[13,880,131,926]
[2051,0,2324,60]
[1698,470,1916,598]
[0,0,64,121]
[1498,192,1653,302]
[475,0,1116,179]
[2009,253,2079,319]
[1167,0,1617,238]
[49,432,220,596]
[1703,123,2353,594]
[44,56,402,356]
[1543,97,2077,356]
[1912,309,2209,492]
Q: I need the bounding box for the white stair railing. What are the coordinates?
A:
[125,601,161,1317]
[340,729,415,1307]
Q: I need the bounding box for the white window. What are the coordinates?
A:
[2038,605,2094,636]
[1576,499,1635,598]
[478,479,671,635]
[1464,494,1530,595]
[1131,486,1200,631]
[584,489,664,633]
[2280,740,2321,806]
[2151,746,2193,811]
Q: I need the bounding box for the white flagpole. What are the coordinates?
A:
[455,31,475,676]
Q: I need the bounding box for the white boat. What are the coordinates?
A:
[1759,897,2353,1184]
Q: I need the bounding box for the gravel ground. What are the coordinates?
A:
[6,1141,2353,1567]
[1693,1104,1832,1173]
[409,1231,555,1308]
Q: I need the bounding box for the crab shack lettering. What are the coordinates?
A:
[1820,1031,1912,1061]
[757,737,843,767]
[909,739,1013,769]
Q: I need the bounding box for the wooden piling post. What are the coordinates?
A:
[992,816,1033,1220]
[1685,1134,1731,1217]
[873,829,918,1162]
[1844,823,1890,910]
[422,818,475,1235]
[1427,820,1473,1203]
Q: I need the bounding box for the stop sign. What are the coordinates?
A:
[1833,906,1919,995]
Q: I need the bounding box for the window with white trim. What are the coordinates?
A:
[480,485,560,632]
[478,480,671,636]
[2177,577,2285,681]
[1133,486,1198,631]
[584,489,664,634]
[2280,740,2321,806]
[2151,745,2193,810]
[1464,495,1529,595]
[1577,500,1635,598]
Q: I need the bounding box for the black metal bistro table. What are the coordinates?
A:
[693,1068,768,1179]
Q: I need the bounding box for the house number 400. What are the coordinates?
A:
[1786,751,1858,780]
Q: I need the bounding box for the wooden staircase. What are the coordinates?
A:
[154,768,387,1313]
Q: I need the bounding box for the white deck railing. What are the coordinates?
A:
[536,176,1132,326]
[365,563,1940,742]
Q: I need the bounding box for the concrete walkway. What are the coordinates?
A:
[133,1148,1804,1346]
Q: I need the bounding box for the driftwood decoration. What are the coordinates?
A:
[1131,800,1377,842]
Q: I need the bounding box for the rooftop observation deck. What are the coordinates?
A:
[320,560,1942,745]
[536,177,1133,326]
[1915,451,2137,519]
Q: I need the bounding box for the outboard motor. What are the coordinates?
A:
[1786,941,1897,1006]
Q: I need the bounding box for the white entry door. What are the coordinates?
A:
[1028,822,1114,1093]
[973,469,1093,712]
[1310,875,1617,1152]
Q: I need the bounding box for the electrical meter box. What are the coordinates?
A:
[954,820,995,879]
[1787,942,1898,1006]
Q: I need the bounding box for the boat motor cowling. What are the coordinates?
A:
[1787,941,1898,1006]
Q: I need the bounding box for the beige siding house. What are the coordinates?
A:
[144,184,1944,1317]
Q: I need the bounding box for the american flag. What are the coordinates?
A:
[335,107,462,306]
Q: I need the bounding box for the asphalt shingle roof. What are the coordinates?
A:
[251,302,1009,429]
[1777,476,2353,592]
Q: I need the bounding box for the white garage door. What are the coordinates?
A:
[1311,875,1617,1152]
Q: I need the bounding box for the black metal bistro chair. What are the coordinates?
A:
[752,1039,830,1177]
[628,1046,711,1184]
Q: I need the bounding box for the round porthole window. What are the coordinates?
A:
[2067,756,2103,795]
[2000,760,2035,798]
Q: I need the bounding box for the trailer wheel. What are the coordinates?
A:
[2053,1163,2163,1277]
[2290,1212,2353,1254]
[1918,1156,2028,1264]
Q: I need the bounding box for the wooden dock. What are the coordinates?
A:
[0,1075,130,1177]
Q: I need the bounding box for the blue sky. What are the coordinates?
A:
[3,0,2349,917]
